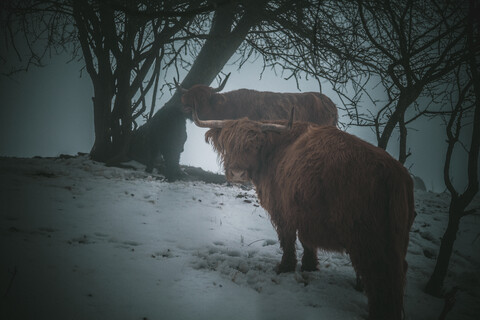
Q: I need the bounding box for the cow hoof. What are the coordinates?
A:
[275,262,296,274]
[300,263,319,272]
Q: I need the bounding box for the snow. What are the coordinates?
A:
[1,155,479,320]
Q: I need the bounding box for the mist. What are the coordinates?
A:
[0,56,470,193]
[0,59,94,157]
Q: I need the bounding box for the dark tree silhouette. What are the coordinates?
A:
[1,0,318,180]
[2,0,476,182]
[72,0,209,162]
[248,0,470,164]
[2,0,221,163]
[425,0,480,296]
[127,0,273,179]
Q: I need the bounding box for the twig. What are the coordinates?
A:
[247,239,266,246]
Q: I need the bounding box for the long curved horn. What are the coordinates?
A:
[192,106,226,129]
[260,107,295,132]
[213,72,231,92]
[174,77,188,93]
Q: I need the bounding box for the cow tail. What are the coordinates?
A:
[388,173,415,320]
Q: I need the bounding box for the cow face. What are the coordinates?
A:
[205,119,266,183]
[195,106,292,183]
[180,85,226,120]
[177,73,230,120]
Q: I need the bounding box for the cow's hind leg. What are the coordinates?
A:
[350,246,405,320]
[275,226,297,274]
[347,250,364,291]
[299,239,319,272]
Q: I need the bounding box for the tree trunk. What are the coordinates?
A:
[109,60,134,163]
[424,207,461,296]
[73,0,116,162]
[398,111,408,164]
[73,0,103,161]
[378,108,400,151]
[426,1,480,296]
[90,80,114,162]
[128,2,265,179]
[377,88,421,152]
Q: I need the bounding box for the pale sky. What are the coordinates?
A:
[0,56,472,193]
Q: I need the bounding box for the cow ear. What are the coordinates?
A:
[210,94,226,105]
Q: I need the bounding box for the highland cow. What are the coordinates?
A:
[175,73,338,126]
[193,109,415,320]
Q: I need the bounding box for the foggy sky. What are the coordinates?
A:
[0,56,471,193]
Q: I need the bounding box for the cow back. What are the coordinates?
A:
[220,90,338,126]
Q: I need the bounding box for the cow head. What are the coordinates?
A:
[193,107,294,183]
[174,73,231,119]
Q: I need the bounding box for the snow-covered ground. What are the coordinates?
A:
[1,155,479,320]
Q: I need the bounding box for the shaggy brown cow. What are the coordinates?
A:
[175,73,338,126]
[193,109,415,320]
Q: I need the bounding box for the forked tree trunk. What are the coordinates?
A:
[74,0,116,162]
[377,89,420,153]
[89,78,114,162]
[109,61,135,163]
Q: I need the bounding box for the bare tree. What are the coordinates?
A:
[425,0,480,296]
[126,0,319,180]
[4,0,474,182]
[2,0,221,163]
[248,0,470,164]
[2,0,321,180]
[355,0,469,163]
[72,0,195,162]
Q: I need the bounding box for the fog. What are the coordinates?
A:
[0,59,94,157]
[0,57,469,193]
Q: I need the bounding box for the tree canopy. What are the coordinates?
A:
[2,0,479,301]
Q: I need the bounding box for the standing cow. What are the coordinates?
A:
[176,74,339,271]
[175,73,338,126]
[193,109,415,320]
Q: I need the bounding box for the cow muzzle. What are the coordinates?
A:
[227,169,249,183]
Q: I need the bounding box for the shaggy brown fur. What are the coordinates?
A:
[181,86,338,126]
[204,119,415,320]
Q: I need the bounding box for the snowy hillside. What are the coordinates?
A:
[1,155,479,320]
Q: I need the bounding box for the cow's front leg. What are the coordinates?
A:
[300,241,319,272]
[275,227,297,274]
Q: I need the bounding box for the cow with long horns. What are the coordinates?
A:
[175,73,338,126]
[193,109,415,320]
